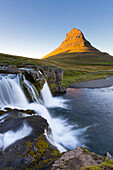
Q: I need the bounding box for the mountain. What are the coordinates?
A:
[42,28,101,59]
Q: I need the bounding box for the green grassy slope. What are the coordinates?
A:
[42,52,113,87]
[0,53,48,66]
[1,52,113,87]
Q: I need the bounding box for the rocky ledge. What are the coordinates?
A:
[52,147,113,170]
[0,64,66,94]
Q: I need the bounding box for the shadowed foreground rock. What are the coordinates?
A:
[52,147,113,170]
[0,109,62,170]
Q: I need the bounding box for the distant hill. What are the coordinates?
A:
[42,28,113,64]
[42,28,103,59]
[0,28,113,69]
[1,28,113,87]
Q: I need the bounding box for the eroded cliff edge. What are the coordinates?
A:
[0,63,66,94]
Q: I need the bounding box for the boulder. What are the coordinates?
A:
[52,147,106,170]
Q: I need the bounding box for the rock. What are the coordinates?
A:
[55,68,64,81]
[0,65,19,74]
[24,69,44,83]
[0,109,61,169]
[0,64,66,94]
[23,69,45,92]
[52,147,105,170]
[40,65,66,94]
[104,152,113,160]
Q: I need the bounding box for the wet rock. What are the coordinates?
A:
[0,109,61,169]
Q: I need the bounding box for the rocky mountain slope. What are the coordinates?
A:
[42,28,102,59]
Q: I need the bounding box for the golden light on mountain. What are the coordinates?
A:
[42,28,100,59]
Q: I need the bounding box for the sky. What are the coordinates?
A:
[0,0,113,59]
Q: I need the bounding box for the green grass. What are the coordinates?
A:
[82,158,113,169]
[1,52,113,87]
[62,72,113,87]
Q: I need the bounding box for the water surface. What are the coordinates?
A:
[49,87,113,155]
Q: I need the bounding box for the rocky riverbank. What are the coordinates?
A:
[70,75,113,89]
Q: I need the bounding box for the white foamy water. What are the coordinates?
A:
[0,113,9,123]
[0,74,28,109]
[40,81,67,108]
[0,74,87,152]
[0,122,32,150]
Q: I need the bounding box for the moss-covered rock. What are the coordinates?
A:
[0,108,62,170]
[52,147,113,170]
[24,134,62,169]
[0,110,6,116]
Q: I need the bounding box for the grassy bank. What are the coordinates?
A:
[1,52,113,87]
[62,71,113,87]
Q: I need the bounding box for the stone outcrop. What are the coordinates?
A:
[39,65,66,93]
[0,64,19,74]
[42,28,100,59]
[52,147,113,170]
[0,64,66,94]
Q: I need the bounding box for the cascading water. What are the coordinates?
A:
[23,77,41,103]
[0,74,28,109]
[40,81,67,108]
[0,73,87,152]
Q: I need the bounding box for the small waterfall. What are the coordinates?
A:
[23,76,41,103]
[0,74,28,109]
[0,73,86,152]
[40,81,66,108]
[40,81,53,107]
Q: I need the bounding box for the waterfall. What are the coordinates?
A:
[23,76,41,103]
[0,74,28,109]
[0,73,85,152]
[40,81,67,108]
[40,81,53,106]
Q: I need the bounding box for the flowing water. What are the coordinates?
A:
[1,73,112,155]
[60,87,113,155]
[0,73,86,152]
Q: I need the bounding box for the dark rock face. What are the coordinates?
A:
[40,65,66,94]
[23,69,45,92]
[0,65,19,74]
[0,109,61,169]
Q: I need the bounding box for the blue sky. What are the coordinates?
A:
[0,0,113,58]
